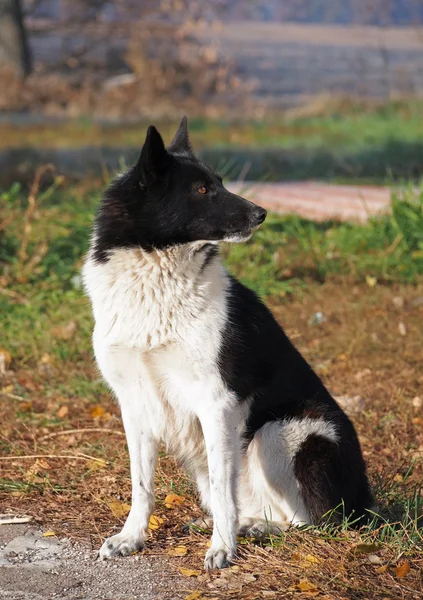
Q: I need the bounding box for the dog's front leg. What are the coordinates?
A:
[198,402,239,569]
[100,386,158,559]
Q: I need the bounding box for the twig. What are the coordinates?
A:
[39,428,124,441]
[0,515,32,525]
[0,454,108,464]
[17,164,55,272]
[0,390,26,402]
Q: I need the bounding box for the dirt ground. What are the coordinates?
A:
[0,523,193,600]
[1,280,422,599]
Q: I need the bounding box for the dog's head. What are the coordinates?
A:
[96,117,266,256]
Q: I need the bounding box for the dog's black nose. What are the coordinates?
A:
[254,206,267,225]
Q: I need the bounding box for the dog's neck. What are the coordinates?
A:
[83,241,225,349]
[85,239,223,303]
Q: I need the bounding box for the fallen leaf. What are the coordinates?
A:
[241,573,257,583]
[19,400,33,412]
[40,353,52,364]
[350,543,380,556]
[108,500,131,519]
[412,396,422,409]
[295,579,318,592]
[354,368,372,381]
[185,593,205,600]
[148,514,164,530]
[164,493,185,508]
[398,322,407,336]
[376,565,388,574]
[87,458,107,471]
[42,530,56,537]
[57,405,69,418]
[90,404,105,418]
[368,554,383,564]
[1,384,14,394]
[51,321,77,340]
[168,545,188,556]
[366,275,377,287]
[395,560,410,579]
[179,567,201,577]
[305,554,321,564]
[334,395,365,415]
[392,296,404,309]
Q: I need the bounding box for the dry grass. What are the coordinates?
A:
[1,281,422,598]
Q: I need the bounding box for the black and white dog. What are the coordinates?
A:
[83,118,372,570]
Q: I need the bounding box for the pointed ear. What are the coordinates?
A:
[136,125,169,184]
[168,116,194,155]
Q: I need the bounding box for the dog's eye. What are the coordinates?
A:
[197,186,208,195]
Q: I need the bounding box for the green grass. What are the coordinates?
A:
[2,100,422,151]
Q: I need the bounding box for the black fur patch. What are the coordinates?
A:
[294,433,373,524]
[199,244,219,273]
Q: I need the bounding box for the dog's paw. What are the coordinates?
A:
[99,531,145,559]
[204,546,234,570]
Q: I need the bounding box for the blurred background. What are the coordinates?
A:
[1,0,423,184]
[1,6,423,597]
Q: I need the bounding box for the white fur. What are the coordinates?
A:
[83,242,338,568]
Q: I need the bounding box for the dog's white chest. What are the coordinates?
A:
[83,246,226,353]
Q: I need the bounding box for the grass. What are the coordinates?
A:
[1,175,423,598]
[2,100,422,151]
[3,99,423,183]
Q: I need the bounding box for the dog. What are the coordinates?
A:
[82,117,373,570]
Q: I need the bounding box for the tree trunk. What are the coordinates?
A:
[0,0,32,77]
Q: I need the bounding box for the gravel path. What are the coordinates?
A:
[0,525,192,600]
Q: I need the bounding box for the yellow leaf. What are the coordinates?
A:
[168,545,188,556]
[148,514,164,530]
[57,405,69,418]
[90,404,105,418]
[42,530,56,537]
[305,554,321,564]
[164,493,185,508]
[87,458,107,471]
[366,275,377,288]
[376,565,388,574]
[179,567,201,577]
[395,560,411,579]
[185,592,204,600]
[350,543,380,556]
[295,579,318,592]
[1,384,14,394]
[108,500,131,519]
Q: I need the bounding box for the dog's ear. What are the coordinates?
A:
[137,125,170,185]
[168,116,194,156]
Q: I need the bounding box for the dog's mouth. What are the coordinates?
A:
[222,230,254,243]
[222,222,264,243]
